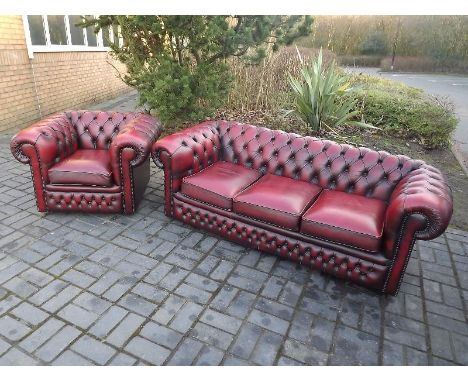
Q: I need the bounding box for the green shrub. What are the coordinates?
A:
[360,31,388,56]
[81,16,313,125]
[349,74,457,148]
[138,58,232,123]
[287,49,375,133]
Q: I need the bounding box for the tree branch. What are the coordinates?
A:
[175,36,183,66]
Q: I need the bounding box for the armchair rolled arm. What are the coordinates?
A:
[384,164,453,252]
[110,113,162,169]
[10,113,77,167]
[109,113,161,214]
[151,121,221,175]
[10,113,77,212]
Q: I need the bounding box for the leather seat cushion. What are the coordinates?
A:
[48,149,113,187]
[301,189,386,252]
[181,161,261,210]
[233,173,322,230]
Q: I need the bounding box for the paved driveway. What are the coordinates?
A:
[344,67,468,167]
[0,93,467,365]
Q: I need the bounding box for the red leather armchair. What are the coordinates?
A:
[11,111,161,214]
[152,121,453,295]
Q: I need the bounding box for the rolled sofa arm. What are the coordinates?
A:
[384,164,453,242]
[109,113,161,171]
[152,120,221,174]
[10,113,77,212]
[151,121,221,216]
[382,164,453,295]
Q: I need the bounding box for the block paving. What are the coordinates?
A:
[0,93,467,365]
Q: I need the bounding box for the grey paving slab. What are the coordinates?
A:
[140,321,183,350]
[0,315,32,341]
[191,322,234,351]
[105,313,145,348]
[0,347,40,365]
[57,303,99,330]
[52,350,94,366]
[195,345,225,365]
[11,302,49,326]
[19,318,65,353]
[88,305,128,338]
[166,337,204,365]
[108,352,137,366]
[34,325,81,362]
[0,91,467,365]
[71,335,117,365]
[125,336,170,365]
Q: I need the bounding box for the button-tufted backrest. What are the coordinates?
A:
[66,111,140,150]
[217,121,423,202]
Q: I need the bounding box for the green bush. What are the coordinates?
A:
[81,16,313,125]
[287,50,375,134]
[138,58,232,123]
[349,74,457,148]
[360,31,388,56]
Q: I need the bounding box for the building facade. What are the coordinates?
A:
[0,15,130,133]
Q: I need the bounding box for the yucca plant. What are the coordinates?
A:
[287,48,376,134]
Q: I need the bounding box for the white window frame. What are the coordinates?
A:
[23,15,113,58]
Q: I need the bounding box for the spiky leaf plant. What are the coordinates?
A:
[287,48,377,133]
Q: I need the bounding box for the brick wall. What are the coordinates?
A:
[0,16,40,132]
[31,52,129,118]
[0,16,130,133]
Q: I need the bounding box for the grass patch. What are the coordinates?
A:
[348,74,458,148]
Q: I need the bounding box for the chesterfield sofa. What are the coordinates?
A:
[152,121,453,295]
[11,111,161,214]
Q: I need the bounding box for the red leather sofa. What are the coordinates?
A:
[11,111,161,214]
[152,121,453,295]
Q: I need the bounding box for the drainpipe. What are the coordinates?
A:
[22,15,42,119]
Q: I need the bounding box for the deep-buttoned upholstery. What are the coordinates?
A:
[152,120,453,295]
[11,111,161,214]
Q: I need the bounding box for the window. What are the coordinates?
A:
[86,28,98,47]
[27,16,46,45]
[68,15,85,45]
[85,16,98,47]
[23,15,116,57]
[47,16,67,45]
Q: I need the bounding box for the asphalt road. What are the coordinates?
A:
[343,67,468,167]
